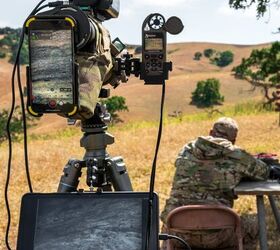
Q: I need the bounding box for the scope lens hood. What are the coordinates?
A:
[38,6,94,49]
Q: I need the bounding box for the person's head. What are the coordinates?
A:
[210,117,239,144]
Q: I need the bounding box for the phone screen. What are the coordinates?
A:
[29,27,74,110]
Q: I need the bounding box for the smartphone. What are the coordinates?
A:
[26,17,78,116]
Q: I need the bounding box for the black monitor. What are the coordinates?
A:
[17,192,159,250]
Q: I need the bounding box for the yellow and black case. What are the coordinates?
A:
[26,16,78,117]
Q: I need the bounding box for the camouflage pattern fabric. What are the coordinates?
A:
[73,17,114,120]
[161,136,269,249]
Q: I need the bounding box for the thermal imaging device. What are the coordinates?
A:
[26,17,78,117]
[17,192,159,250]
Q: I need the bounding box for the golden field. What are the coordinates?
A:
[1,41,280,249]
[1,112,280,249]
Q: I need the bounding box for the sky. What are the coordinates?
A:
[0,0,279,45]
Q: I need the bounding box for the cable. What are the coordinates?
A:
[5,24,26,250]
[17,61,33,193]
[17,0,64,192]
[5,1,48,249]
[145,81,166,250]
[31,0,48,15]
[159,233,192,250]
[5,1,68,247]
[18,0,61,193]
[35,4,50,13]
[18,1,64,193]
[149,82,165,200]
[4,33,18,250]
[36,1,67,13]
[18,0,51,197]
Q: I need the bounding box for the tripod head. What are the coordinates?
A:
[58,103,133,192]
[81,105,115,191]
[81,103,111,133]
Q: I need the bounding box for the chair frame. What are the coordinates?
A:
[166,205,243,250]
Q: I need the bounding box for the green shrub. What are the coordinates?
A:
[191,78,224,107]
[0,36,14,47]
[101,96,129,123]
[204,48,215,58]
[194,51,202,60]
[211,50,234,67]
[0,51,6,58]
[0,27,21,36]
[0,106,38,144]
[0,29,29,65]
[9,39,29,65]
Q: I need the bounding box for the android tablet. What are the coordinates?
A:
[17,192,159,250]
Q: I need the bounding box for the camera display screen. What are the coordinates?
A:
[33,197,143,250]
[145,38,163,51]
[29,29,74,107]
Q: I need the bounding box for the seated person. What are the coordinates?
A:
[161,117,269,250]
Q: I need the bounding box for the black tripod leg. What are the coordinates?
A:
[57,159,83,193]
[107,157,133,191]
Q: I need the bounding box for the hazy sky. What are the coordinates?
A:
[0,0,279,45]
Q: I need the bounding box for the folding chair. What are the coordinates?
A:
[166,205,243,250]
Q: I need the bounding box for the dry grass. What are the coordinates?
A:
[1,113,280,249]
[0,41,277,249]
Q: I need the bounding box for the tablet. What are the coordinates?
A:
[17,192,159,250]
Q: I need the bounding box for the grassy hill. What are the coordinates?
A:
[1,111,280,249]
[113,42,270,121]
[1,37,278,249]
[0,41,271,133]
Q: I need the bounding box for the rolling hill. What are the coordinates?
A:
[1,41,279,249]
[0,41,271,133]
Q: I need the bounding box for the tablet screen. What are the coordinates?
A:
[33,197,143,250]
[29,29,74,107]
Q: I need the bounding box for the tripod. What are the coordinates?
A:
[57,104,133,192]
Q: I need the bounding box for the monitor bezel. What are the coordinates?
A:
[17,192,159,250]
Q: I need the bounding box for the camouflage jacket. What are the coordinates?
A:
[161,136,269,223]
[73,17,114,120]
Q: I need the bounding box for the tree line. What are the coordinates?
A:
[194,49,234,68]
[0,27,28,64]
